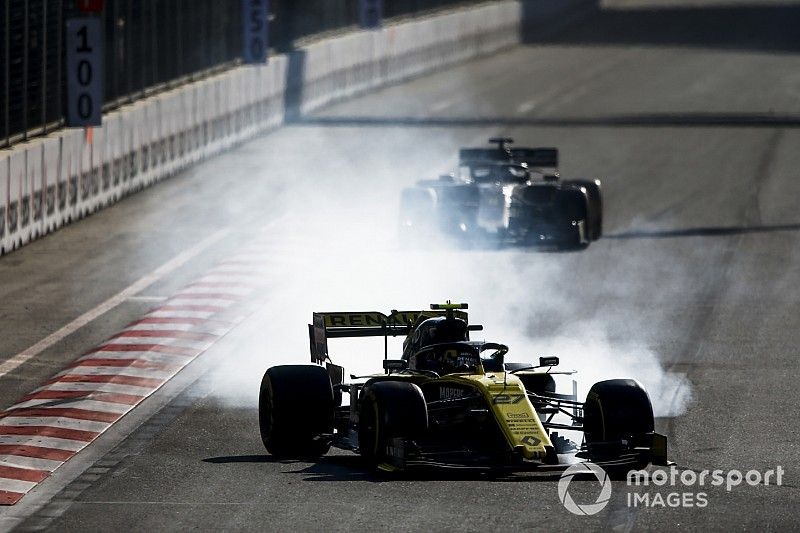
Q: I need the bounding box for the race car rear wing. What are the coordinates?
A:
[458,147,559,169]
[309,308,479,364]
[511,148,559,169]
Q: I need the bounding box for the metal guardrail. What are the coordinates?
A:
[0,0,487,150]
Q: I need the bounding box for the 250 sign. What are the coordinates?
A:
[242,0,269,64]
[66,18,102,127]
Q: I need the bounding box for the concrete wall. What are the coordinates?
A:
[0,0,593,256]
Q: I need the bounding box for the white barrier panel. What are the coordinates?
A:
[19,145,34,245]
[0,153,8,254]
[266,55,286,129]
[58,129,78,226]
[195,80,210,159]
[244,68,259,137]
[188,85,202,163]
[155,94,169,177]
[128,104,144,191]
[136,100,153,187]
[231,71,243,143]
[122,106,139,191]
[207,77,221,152]
[101,112,119,198]
[94,118,114,207]
[26,141,44,241]
[209,78,223,151]
[76,128,91,216]
[178,89,192,167]
[8,148,26,250]
[224,74,238,147]
[161,92,176,176]
[142,100,159,185]
[41,136,61,233]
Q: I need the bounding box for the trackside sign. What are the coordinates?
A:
[242,0,269,64]
[65,18,103,127]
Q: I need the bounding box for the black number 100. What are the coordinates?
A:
[75,24,94,120]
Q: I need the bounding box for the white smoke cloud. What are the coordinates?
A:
[203,125,693,420]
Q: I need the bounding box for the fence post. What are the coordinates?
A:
[4,1,9,147]
[150,0,157,87]
[22,0,29,141]
[56,0,63,130]
[40,1,47,135]
[176,0,183,80]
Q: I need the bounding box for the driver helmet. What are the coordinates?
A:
[416,316,469,348]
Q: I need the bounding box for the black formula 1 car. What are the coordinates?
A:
[399,138,602,249]
[258,303,669,474]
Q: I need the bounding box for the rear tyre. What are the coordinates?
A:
[565,179,602,240]
[583,379,654,444]
[358,381,428,470]
[556,188,589,249]
[259,365,334,458]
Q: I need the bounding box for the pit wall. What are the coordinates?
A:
[0,0,593,255]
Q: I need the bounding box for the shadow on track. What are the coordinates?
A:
[295,459,570,483]
[297,113,800,129]
[524,2,800,55]
[203,454,575,483]
[202,454,375,481]
[203,455,276,464]
[607,222,800,240]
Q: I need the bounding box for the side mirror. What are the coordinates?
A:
[383,359,408,371]
[538,356,559,367]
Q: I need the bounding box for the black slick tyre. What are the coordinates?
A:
[583,379,654,444]
[358,381,428,470]
[259,365,334,458]
[565,179,603,240]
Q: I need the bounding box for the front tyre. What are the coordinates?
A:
[259,365,334,458]
[583,379,654,444]
[358,381,428,470]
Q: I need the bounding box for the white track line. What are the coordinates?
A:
[101,337,214,350]
[36,382,157,396]
[0,229,231,379]
[0,436,85,452]
[0,479,38,494]
[52,366,175,380]
[0,456,65,473]
[0,418,111,434]
[123,323,231,336]
[9,400,135,414]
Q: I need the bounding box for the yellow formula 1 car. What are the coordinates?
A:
[258,303,669,474]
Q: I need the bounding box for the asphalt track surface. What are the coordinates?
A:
[2,0,800,530]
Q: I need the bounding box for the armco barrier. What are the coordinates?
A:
[0,0,593,257]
